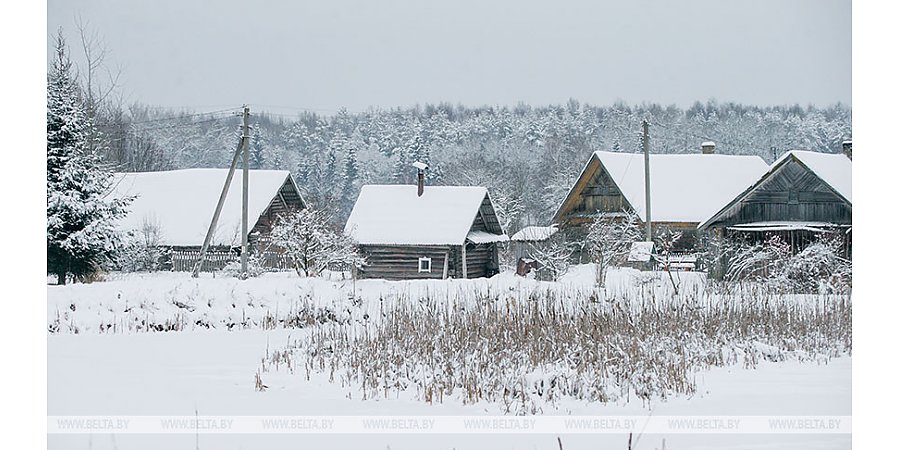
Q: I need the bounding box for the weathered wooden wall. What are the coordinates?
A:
[357,245,455,280]
[556,157,630,226]
[706,158,851,228]
[358,243,499,280]
[462,243,496,278]
[250,177,307,239]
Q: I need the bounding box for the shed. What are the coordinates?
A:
[345,185,508,279]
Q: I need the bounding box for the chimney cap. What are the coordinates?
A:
[412,161,429,171]
[701,141,716,147]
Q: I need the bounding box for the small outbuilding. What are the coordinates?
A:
[345,184,508,280]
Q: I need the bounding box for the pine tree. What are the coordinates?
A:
[47,31,131,285]
[249,128,268,169]
[341,142,359,205]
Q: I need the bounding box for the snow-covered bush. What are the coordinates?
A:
[723,235,791,284]
[113,216,167,272]
[526,241,574,281]
[220,255,266,278]
[722,234,851,293]
[269,208,365,277]
[776,236,852,293]
[583,209,642,286]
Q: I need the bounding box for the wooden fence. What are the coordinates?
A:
[171,249,238,272]
[169,246,293,273]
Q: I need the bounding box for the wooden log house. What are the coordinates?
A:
[551,145,768,253]
[344,184,508,280]
[697,149,852,270]
[110,169,305,271]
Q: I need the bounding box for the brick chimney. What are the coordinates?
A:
[701,141,716,154]
[842,140,852,160]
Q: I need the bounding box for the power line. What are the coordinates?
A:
[127,107,240,125]
[131,115,236,132]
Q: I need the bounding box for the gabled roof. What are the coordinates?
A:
[554,151,768,224]
[778,151,851,202]
[511,225,559,242]
[110,169,300,247]
[698,150,852,229]
[345,185,506,246]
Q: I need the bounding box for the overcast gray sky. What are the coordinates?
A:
[48,0,851,114]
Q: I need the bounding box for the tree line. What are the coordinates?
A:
[94,100,851,232]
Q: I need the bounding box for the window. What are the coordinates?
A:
[418,257,432,273]
[788,190,799,205]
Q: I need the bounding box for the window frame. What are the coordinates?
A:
[418,257,432,273]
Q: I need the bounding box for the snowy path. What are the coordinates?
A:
[49,329,850,450]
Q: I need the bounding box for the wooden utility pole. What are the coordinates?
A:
[191,106,251,278]
[642,120,652,241]
[240,105,250,278]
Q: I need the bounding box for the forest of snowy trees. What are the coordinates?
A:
[92,101,850,232]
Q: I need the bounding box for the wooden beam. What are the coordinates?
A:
[461,244,467,279]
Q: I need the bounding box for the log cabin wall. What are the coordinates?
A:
[463,243,497,278]
[357,245,455,280]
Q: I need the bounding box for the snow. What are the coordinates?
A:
[510,225,558,242]
[109,169,298,247]
[627,241,654,262]
[779,150,852,203]
[577,151,769,223]
[466,230,509,244]
[345,185,503,246]
[47,330,850,450]
[728,221,845,232]
[46,268,850,449]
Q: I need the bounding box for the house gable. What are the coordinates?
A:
[468,193,505,235]
[700,155,852,229]
[252,175,306,237]
[552,155,633,225]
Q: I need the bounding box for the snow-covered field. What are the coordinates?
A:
[47,267,852,449]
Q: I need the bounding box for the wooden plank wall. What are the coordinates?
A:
[556,157,629,223]
[252,178,306,239]
[463,243,496,278]
[358,245,454,280]
[709,159,852,228]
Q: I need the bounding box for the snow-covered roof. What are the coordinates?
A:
[561,151,768,223]
[466,230,509,244]
[345,185,503,246]
[511,225,558,242]
[110,169,297,247]
[727,221,845,232]
[777,150,852,203]
[697,151,851,229]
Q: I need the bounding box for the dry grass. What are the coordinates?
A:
[269,286,851,414]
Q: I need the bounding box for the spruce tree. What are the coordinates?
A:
[47,31,131,284]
